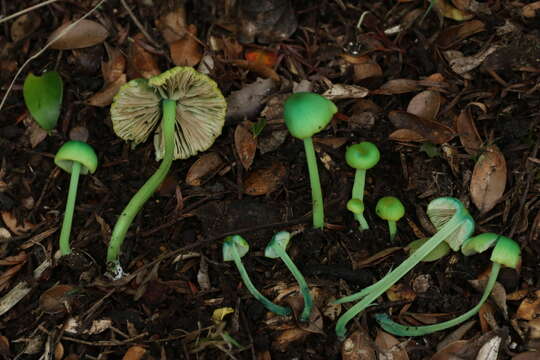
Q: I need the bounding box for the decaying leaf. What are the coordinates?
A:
[476,336,501,360]
[230,59,280,82]
[11,13,41,42]
[470,145,507,213]
[437,20,485,49]
[522,2,540,18]
[406,90,441,122]
[516,290,540,321]
[432,340,470,360]
[435,0,474,21]
[170,24,203,66]
[246,49,278,68]
[456,108,482,154]
[122,346,147,360]
[155,6,187,43]
[49,19,109,50]
[244,162,286,196]
[513,352,540,360]
[127,33,160,79]
[389,129,426,142]
[322,84,368,100]
[64,317,112,335]
[86,74,126,107]
[226,78,277,120]
[372,79,420,95]
[388,110,455,144]
[354,61,383,82]
[1,211,34,235]
[39,284,76,314]
[185,153,224,186]
[375,329,409,360]
[342,330,376,360]
[469,276,508,319]
[25,119,48,149]
[272,328,308,352]
[386,283,416,302]
[235,121,257,170]
[446,46,499,75]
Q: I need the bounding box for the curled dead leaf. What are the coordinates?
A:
[235,121,257,170]
[49,19,109,50]
[1,211,34,235]
[470,145,506,213]
[387,283,416,302]
[388,110,455,144]
[244,162,287,196]
[407,90,441,121]
[456,108,482,154]
[185,152,224,186]
[342,330,376,360]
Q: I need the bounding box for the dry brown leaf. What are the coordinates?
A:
[432,340,470,360]
[516,290,540,321]
[437,20,485,49]
[244,162,286,196]
[512,352,540,360]
[375,329,409,360]
[1,211,34,235]
[523,2,540,18]
[342,330,376,360]
[354,247,402,269]
[435,0,474,21]
[235,121,257,170]
[470,145,507,213]
[185,152,224,186]
[0,251,27,266]
[11,13,41,42]
[155,7,187,43]
[476,335,501,360]
[69,126,90,142]
[447,46,499,75]
[354,62,383,81]
[407,90,441,121]
[230,60,280,82]
[388,110,455,144]
[170,24,203,66]
[39,284,76,314]
[128,33,160,79]
[286,295,324,334]
[86,74,126,107]
[49,19,109,50]
[54,342,64,360]
[122,346,147,360]
[313,137,348,149]
[25,120,48,149]
[0,335,10,358]
[387,283,416,302]
[456,108,482,154]
[257,350,271,360]
[372,79,420,95]
[389,129,426,142]
[272,328,308,352]
[322,84,369,100]
[102,46,125,83]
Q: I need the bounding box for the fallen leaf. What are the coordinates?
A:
[432,340,470,360]
[313,137,348,149]
[437,20,485,49]
[388,110,455,144]
[86,74,126,107]
[39,284,76,314]
[389,129,426,142]
[11,13,41,42]
[212,307,234,323]
[354,61,383,81]
[513,352,540,360]
[101,46,126,83]
[64,317,112,335]
[155,6,187,43]
[25,119,48,148]
[246,49,278,68]
[375,329,409,360]
[387,283,416,302]
[372,79,420,95]
[435,0,474,21]
[0,252,27,266]
[49,19,109,50]
[272,328,308,352]
[185,153,224,186]
[69,126,89,142]
[235,121,257,170]
[244,162,286,196]
[342,330,376,360]
[456,108,482,154]
[406,90,441,122]
[470,145,507,213]
[522,2,540,18]
[170,24,202,66]
[128,33,161,79]
[122,346,147,360]
[1,211,34,235]
[446,46,499,75]
[354,247,402,269]
[475,335,501,360]
[226,78,277,120]
[516,290,540,321]
[230,59,280,82]
[0,335,10,358]
[322,84,368,100]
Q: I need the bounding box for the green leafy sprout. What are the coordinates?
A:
[284,92,337,229]
[54,141,98,256]
[334,197,475,340]
[223,235,291,316]
[375,233,521,336]
[23,71,63,131]
[265,231,313,321]
[345,142,380,230]
[375,196,405,241]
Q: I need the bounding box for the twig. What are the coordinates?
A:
[0,0,108,112]
[0,0,59,24]
[119,0,160,48]
[62,332,148,346]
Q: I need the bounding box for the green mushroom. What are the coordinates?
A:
[107,67,226,279]
[376,196,405,241]
[346,199,366,230]
[375,233,521,336]
[345,142,380,230]
[334,197,475,340]
[54,141,98,256]
[265,231,313,322]
[284,92,337,229]
[223,235,291,317]
[23,71,63,131]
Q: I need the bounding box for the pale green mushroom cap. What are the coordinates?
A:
[376,196,405,222]
[54,141,98,175]
[407,238,451,262]
[111,67,227,161]
[461,233,500,256]
[491,235,521,269]
[345,142,380,170]
[223,235,249,261]
[284,92,337,139]
[426,197,475,251]
[347,199,365,214]
[265,231,291,259]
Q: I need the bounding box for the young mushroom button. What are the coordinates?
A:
[54,141,98,256]
[283,92,337,229]
[375,196,405,241]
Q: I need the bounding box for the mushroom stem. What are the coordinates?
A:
[230,244,292,316]
[59,162,81,256]
[303,137,324,229]
[335,213,464,340]
[388,221,397,241]
[352,169,369,230]
[107,99,177,276]
[375,263,501,335]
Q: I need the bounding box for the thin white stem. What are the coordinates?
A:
[0,0,59,24]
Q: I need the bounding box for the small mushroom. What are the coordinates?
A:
[107,67,227,278]
[375,196,405,241]
[54,141,98,256]
[375,233,521,336]
[284,92,337,229]
[346,199,367,230]
[265,231,312,321]
[223,235,291,316]
[345,142,380,230]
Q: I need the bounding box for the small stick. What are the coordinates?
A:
[0,0,58,24]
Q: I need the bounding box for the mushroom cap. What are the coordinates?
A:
[375,196,405,221]
[265,231,291,259]
[283,92,337,139]
[223,235,249,261]
[54,141,98,175]
[347,199,365,214]
[111,67,227,160]
[426,197,475,251]
[461,232,500,256]
[345,142,380,170]
[490,235,521,269]
[407,238,451,262]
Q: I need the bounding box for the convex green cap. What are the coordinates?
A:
[490,235,521,269]
[283,92,337,139]
[223,235,249,261]
[347,199,365,214]
[54,141,98,174]
[265,231,291,259]
[376,196,405,221]
[345,142,380,170]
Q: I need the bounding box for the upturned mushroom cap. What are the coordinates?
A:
[376,196,405,221]
[283,92,337,139]
[461,233,500,256]
[345,142,380,170]
[111,67,227,160]
[426,197,475,251]
[54,141,98,175]
[347,199,365,214]
[265,231,291,259]
[407,238,451,262]
[490,235,521,269]
[223,235,249,261]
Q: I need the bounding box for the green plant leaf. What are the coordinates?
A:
[23,71,63,131]
[251,117,267,137]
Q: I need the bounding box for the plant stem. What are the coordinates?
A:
[375,262,501,336]
[231,245,291,316]
[335,214,463,340]
[106,99,177,277]
[59,161,81,256]
[303,137,324,229]
[352,169,368,230]
[273,245,313,321]
[388,221,397,241]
